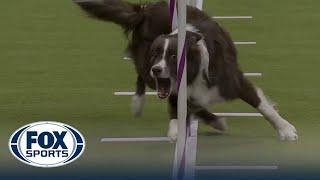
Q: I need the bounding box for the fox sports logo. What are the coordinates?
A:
[9,121,85,168]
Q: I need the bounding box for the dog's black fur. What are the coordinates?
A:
[73,0,298,140]
[73,0,225,123]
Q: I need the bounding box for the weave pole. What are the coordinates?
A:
[170,0,189,180]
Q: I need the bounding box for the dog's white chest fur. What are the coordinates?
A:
[187,39,225,107]
[188,75,225,107]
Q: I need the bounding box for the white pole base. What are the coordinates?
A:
[234,41,257,45]
[101,137,172,143]
[214,113,263,117]
[196,165,279,171]
[213,16,253,20]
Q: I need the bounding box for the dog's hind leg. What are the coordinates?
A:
[131,76,146,118]
[239,79,298,141]
[195,109,228,132]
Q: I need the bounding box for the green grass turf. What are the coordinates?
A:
[0,0,320,174]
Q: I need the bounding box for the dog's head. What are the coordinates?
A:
[149,31,203,99]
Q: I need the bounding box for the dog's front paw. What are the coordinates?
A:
[131,95,145,118]
[278,122,298,141]
[210,117,228,132]
[167,119,178,142]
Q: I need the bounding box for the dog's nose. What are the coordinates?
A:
[152,66,162,76]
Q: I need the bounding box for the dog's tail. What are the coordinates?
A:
[73,0,144,33]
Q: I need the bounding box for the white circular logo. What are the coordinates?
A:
[9,121,85,168]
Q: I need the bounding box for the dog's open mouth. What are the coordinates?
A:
[155,78,171,99]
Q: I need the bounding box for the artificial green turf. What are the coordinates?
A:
[1,0,320,174]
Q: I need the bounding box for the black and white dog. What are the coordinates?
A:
[73,0,298,141]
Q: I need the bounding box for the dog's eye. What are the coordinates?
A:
[151,51,159,58]
[155,53,162,59]
[169,55,177,66]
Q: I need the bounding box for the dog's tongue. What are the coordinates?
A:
[158,87,169,99]
[156,78,171,99]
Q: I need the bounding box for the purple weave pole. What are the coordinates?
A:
[169,0,189,180]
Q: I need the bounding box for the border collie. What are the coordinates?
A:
[73,0,298,141]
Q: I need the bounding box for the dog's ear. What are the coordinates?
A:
[185,31,203,85]
[186,31,204,45]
